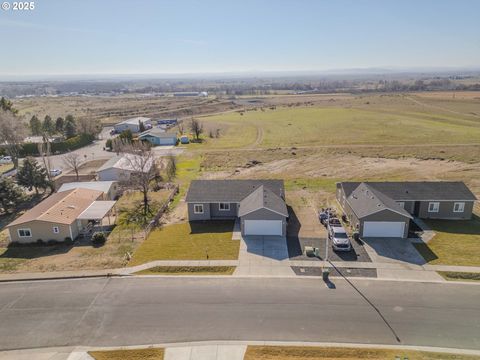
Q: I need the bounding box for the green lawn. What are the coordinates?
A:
[438,271,480,282]
[244,346,480,360]
[89,348,164,360]
[129,221,238,265]
[134,266,235,275]
[202,107,480,148]
[413,216,480,266]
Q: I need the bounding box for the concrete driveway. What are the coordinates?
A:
[361,237,426,265]
[234,235,294,276]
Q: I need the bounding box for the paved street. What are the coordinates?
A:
[0,277,479,351]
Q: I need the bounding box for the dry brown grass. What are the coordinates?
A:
[89,348,164,360]
[244,346,480,360]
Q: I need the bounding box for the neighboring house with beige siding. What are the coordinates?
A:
[57,181,118,200]
[6,188,116,244]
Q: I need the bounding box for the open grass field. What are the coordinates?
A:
[200,105,480,148]
[413,215,480,266]
[13,95,239,125]
[129,221,238,265]
[244,345,480,360]
[89,348,164,360]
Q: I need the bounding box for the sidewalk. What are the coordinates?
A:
[1,259,480,283]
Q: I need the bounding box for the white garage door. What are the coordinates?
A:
[159,137,176,145]
[363,221,405,238]
[244,220,283,236]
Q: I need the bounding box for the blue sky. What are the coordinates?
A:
[1,0,479,76]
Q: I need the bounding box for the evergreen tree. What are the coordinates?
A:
[64,115,77,138]
[0,177,25,214]
[16,157,50,195]
[55,117,64,133]
[29,115,42,136]
[42,115,55,135]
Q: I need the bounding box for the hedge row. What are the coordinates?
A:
[20,134,95,156]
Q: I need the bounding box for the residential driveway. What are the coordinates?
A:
[361,237,426,265]
[233,234,294,276]
[286,205,371,262]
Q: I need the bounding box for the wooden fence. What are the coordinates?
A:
[143,184,179,239]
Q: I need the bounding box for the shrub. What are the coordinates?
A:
[92,232,106,245]
[36,239,44,245]
[64,237,73,245]
[20,134,95,157]
[47,239,59,246]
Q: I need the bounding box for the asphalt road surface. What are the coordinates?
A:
[0,277,479,351]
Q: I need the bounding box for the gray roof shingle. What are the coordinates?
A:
[238,185,288,217]
[185,180,285,203]
[340,181,477,201]
[346,183,412,219]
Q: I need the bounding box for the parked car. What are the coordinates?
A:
[329,226,352,252]
[50,168,62,177]
[0,156,12,164]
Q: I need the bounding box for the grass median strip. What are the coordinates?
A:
[134,266,236,275]
[89,348,164,360]
[244,345,480,360]
[438,271,480,282]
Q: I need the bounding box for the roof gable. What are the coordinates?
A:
[340,181,477,201]
[185,180,285,203]
[238,185,288,217]
[346,183,412,220]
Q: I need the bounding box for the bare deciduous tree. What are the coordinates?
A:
[165,155,177,182]
[117,142,158,220]
[63,152,83,181]
[189,118,203,141]
[0,110,26,169]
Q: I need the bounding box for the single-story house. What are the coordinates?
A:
[113,117,152,134]
[138,128,178,146]
[336,181,477,238]
[97,154,154,182]
[58,181,118,200]
[6,188,116,243]
[185,180,289,237]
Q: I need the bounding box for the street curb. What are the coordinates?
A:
[0,273,128,283]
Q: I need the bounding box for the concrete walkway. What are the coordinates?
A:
[164,344,246,360]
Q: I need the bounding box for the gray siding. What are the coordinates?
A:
[187,202,211,221]
[400,201,415,214]
[240,208,287,236]
[210,202,238,218]
[418,200,474,220]
[360,209,410,238]
[336,185,361,231]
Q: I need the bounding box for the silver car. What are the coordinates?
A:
[329,226,352,252]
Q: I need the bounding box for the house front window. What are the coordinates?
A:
[17,229,32,237]
[397,202,405,208]
[428,202,440,213]
[219,203,230,211]
[53,226,60,234]
[453,202,465,213]
[194,204,204,214]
